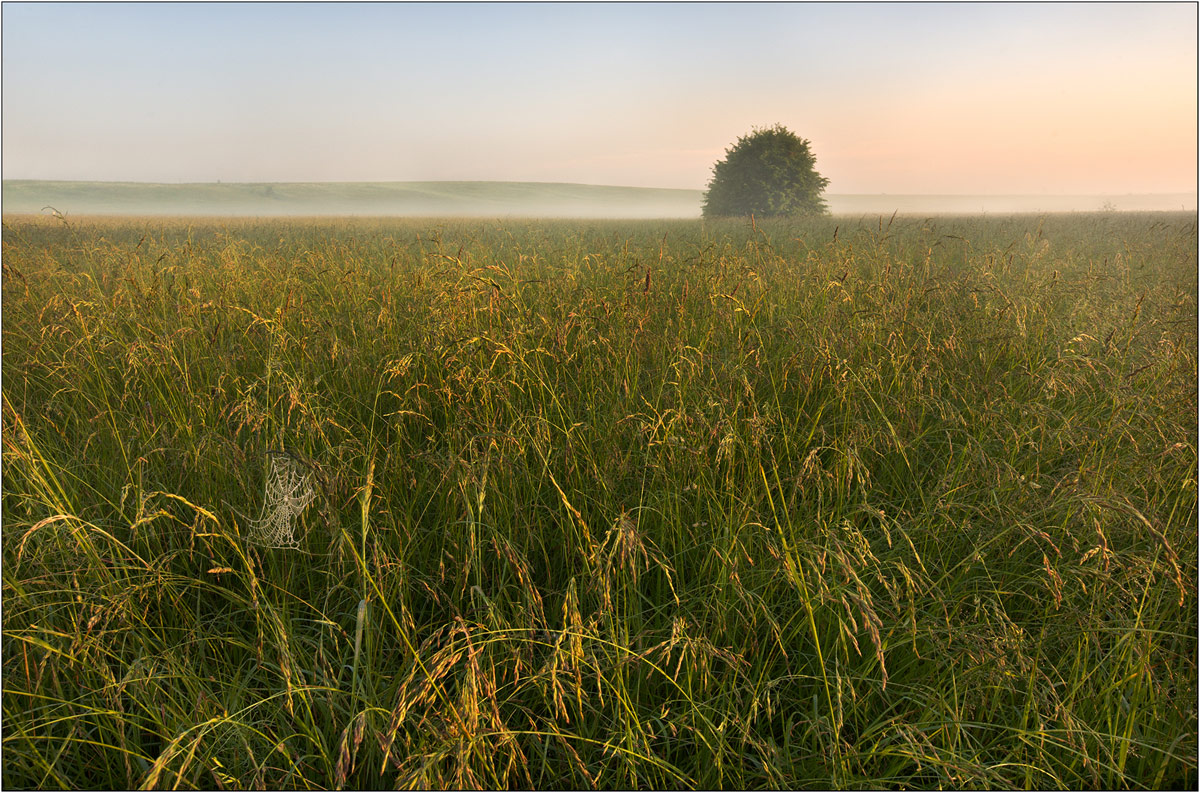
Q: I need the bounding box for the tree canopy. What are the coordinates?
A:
[702,124,830,218]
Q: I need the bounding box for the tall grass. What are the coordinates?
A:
[3,211,1196,788]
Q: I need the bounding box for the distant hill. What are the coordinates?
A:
[2,180,1194,217]
[1,180,701,219]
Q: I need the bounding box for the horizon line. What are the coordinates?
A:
[2,178,1195,198]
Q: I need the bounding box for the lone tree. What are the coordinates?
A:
[702,124,830,218]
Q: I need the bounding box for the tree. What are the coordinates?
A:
[702,124,830,218]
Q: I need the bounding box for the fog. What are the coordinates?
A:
[829,193,1198,215]
[0,181,700,219]
[3,180,1195,219]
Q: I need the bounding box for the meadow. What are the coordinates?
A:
[2,211,1196,789]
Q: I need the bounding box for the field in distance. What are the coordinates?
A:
[4,179,1196,217]
[2,212,1195,789]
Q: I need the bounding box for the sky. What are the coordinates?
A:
[2,2,1196,194]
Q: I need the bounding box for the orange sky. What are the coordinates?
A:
[3,3,1196,194]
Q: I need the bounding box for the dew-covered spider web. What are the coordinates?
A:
[248,452,315,549]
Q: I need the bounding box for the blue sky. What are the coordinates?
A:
[2,2,1195,193]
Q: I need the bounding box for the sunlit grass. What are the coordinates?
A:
[2,211,1196,788]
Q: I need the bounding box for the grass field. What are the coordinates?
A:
[2,211,1196,788]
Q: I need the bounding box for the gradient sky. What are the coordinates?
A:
[2,2,1195,193]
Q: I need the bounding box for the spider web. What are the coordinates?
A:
[248,453,315,549]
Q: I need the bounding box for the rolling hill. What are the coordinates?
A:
[2,180,1194,217]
